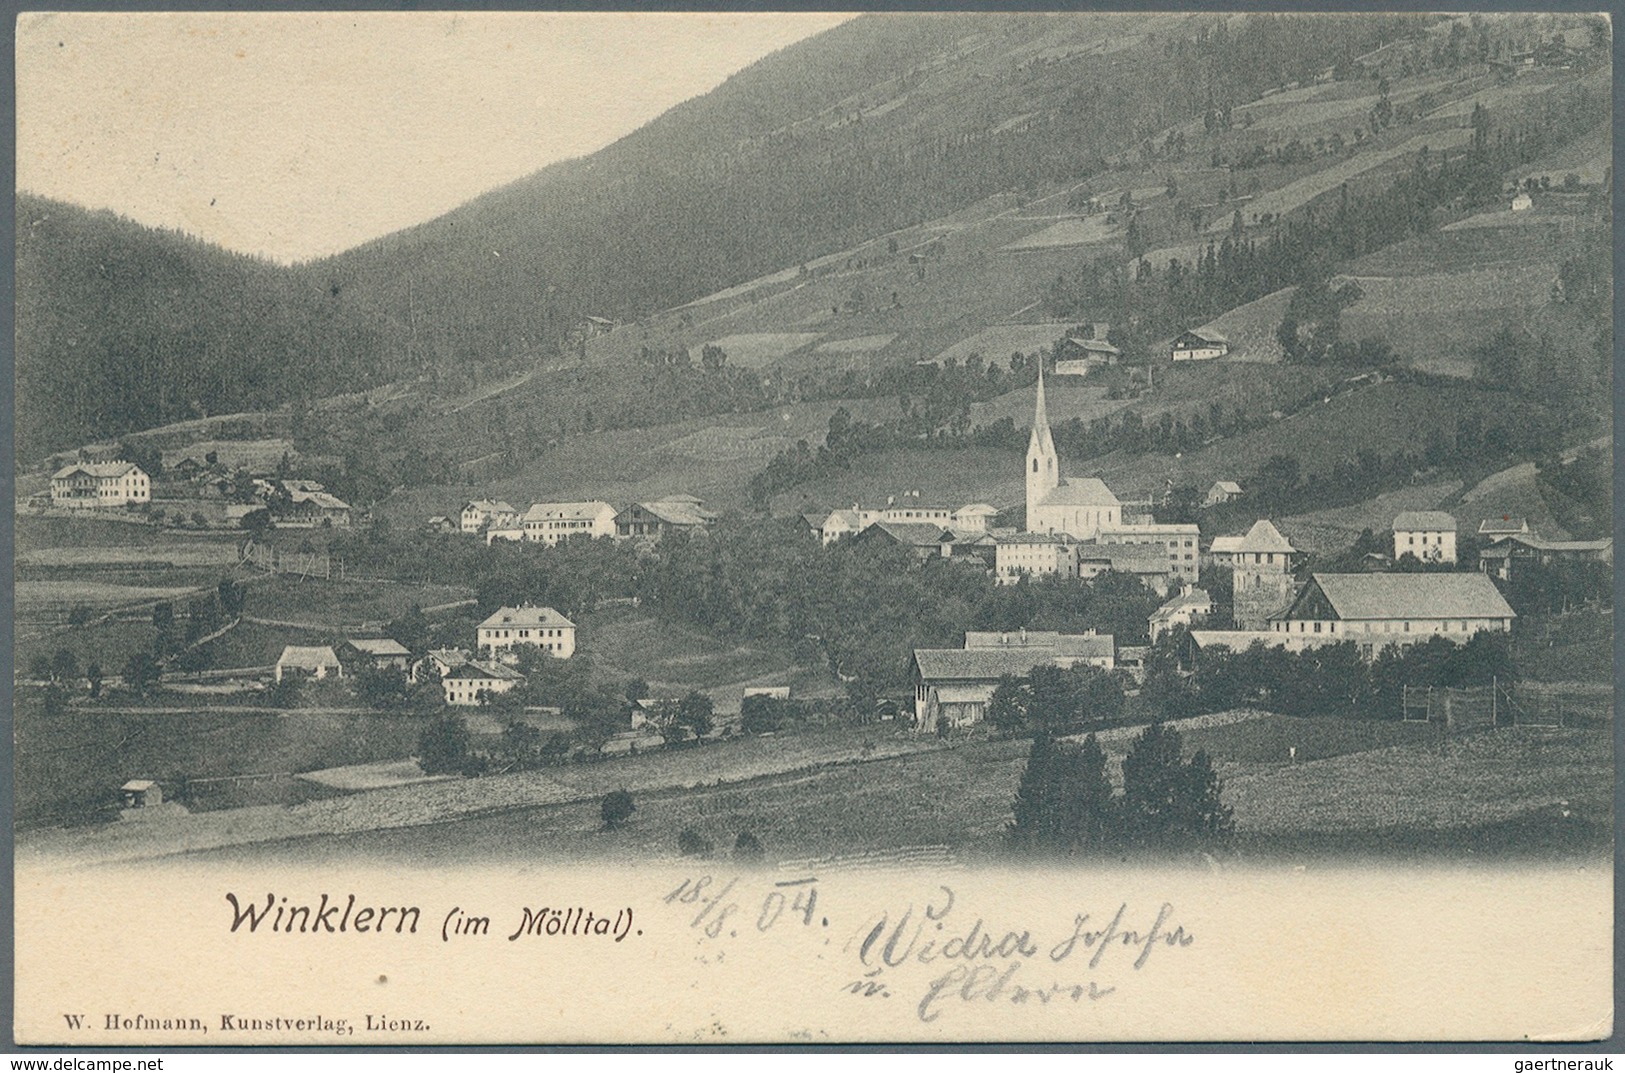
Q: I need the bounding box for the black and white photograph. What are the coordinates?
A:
[11,10,1615,1045]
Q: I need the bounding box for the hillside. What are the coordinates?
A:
[18,10,1611,551]
[19,11,1495,461]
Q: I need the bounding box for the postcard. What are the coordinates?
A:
[13,10,1614,1045]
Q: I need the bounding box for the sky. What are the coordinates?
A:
[16,12,854,264]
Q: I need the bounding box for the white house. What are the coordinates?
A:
[441,661,526,706]
[1025,365,1122,539]
[1392,510,1457,564]
[50,461,150,509]
[461,499,518,535]
[477,606,576,660]
[519,501,618,545]
[950,504,1000,532]
[1269,573,1515,659]
[274,645,343,683]
[1170,328,1230,361]
[1150,587,1213,642]
[1203,480,1243,507]
[1511,192,1534,211]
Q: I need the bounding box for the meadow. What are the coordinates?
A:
[183,713,1612,869]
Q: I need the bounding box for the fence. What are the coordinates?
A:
[1401,678,1575,730]
[240,540,345,580]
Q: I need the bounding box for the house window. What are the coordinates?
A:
[1313,622,1321,633]
[1403,622,1410,632]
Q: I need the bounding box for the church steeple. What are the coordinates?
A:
[1025,359,1059,528]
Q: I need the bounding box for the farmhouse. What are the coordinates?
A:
[912,629,1115,730]
[1511,192,1534,211]
[275,646,343,683]
[1098,523,1200,584]
[615,496,717,540]
[477,606,576,660]
[340,638,412,671]
[519,501,618,545]
[1053,336,1120,376]
[1150,587,1213,642]
[1478,534,1614,582]
[276,488,352,528]
[1203,480,1243,507]
[1208,518,1296,568]
[461,500,518,535]
[1170,328,1229,362]
[1025,365,1122,539]
[1268,573,1515,659]
[50,461,151,509]
[442,661,526,706]
[1392,510,1457,564]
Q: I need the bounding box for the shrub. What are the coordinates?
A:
[601,789,635,830]
[677,828,713,857]
[733,831,765,862]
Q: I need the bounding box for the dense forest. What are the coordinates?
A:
[17,12,1443,460]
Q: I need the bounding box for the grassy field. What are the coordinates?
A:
[184,714,1612,868]
[14,700,428,828]
[1282,479,1463,555]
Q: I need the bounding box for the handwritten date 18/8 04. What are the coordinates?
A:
[664,875,821,940]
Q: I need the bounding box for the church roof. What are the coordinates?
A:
[1039,477,1120,508]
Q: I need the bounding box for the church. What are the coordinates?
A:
[1025,364,1121,538]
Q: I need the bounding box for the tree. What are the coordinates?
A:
[985,675,1030,737]
[733,831,765,862]
[677,828,714,857]
[673,691,715,743]
[270,674,304,709]
[151,601,174,632]
[1119,721,1233,851]
[418,715,472,775]
[355,664,409,708]
[217,578,246,616]
[86,661,103,698]
[624,678,649,704]
[51,648,79,685]
[67,604,93,627]
[1008,732,1114,855]
[601,789,635,830]
[121,651,162,694]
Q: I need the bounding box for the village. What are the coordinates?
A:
[16,361,1612,861]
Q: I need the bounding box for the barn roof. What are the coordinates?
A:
[913,647,1064,682]
[479,606,575,630]
[857,521,953,547]
[1188,630,1296,651]
[1392,510,1457,532]
[962,630,1115,661]
[443,660,526,682]
[1175,328,1229,346]
[1288,573,1516,622]
[276,645,342,670]
[345,638,412,657]
[521,500,614,522]
[1076,543,1167,573]
[52,461,141,480]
